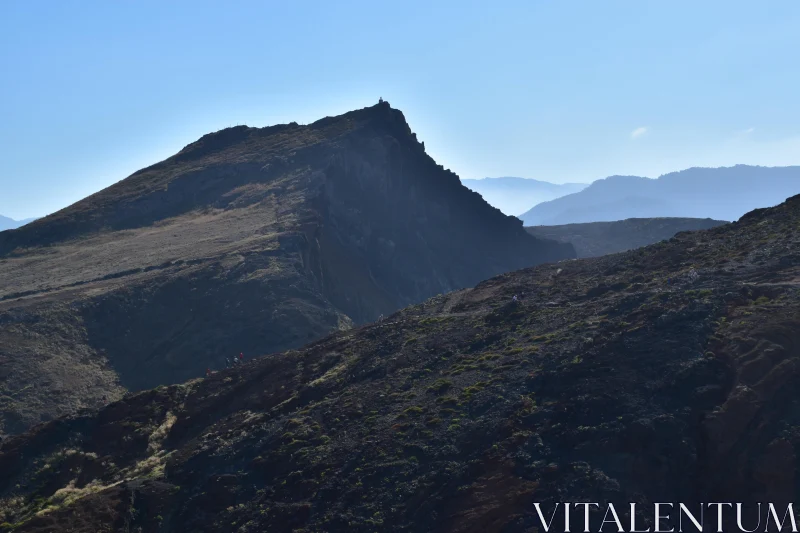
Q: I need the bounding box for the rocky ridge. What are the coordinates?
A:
[0,102,573,435]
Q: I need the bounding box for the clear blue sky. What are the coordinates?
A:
[2,1,799,220]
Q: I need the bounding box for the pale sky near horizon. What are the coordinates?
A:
[2,1,800,220]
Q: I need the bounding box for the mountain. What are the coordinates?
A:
[526,217,728,258]
[460,177,588,215]
[1,193,799,532]
[0,101,574,435]
[519,165,800,225]
[0,216,35,232]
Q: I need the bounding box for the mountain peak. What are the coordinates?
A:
[0,103,438,253]
[156,101,412,169]
[309,99,414,138]
[0,104,574,435]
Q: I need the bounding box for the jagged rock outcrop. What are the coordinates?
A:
[0,102,573,434]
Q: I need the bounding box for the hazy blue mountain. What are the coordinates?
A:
[0,215,35,231]
[461,176,588,215]
[519,165,800,225]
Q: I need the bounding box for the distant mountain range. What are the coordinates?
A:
[526,217,728,258]
[519,165,800,225]
[460,176,588,215]
[0,215,35,231]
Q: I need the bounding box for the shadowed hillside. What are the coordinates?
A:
[526,217,728,257]
[1,194,799,532]
[0,101,574,435]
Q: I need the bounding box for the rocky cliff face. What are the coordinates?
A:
[1,193,799,532]
[0,102,573,435]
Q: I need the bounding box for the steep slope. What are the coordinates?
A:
[2,195,799,532]
[0,101,574,435]
[460,177,588,216]
[526,217,728,257]
[519,165,800,225]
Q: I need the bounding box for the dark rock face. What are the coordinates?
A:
[1,194,799,532]
[0,102,573,434]
[314,107,571,321]
[526,217,729,258]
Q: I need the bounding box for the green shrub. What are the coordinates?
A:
[427,379,453,394]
